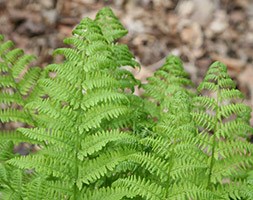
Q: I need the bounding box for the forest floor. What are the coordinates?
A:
[1,0,253,124]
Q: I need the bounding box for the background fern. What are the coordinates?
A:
[0,34,44,199]
[192,61,253,199]
[112,56,214,200]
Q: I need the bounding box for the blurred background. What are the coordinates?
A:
[0,0,253,124]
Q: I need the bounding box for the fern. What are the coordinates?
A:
[192,61,253,198]
[0,7,252,200]
[4,7,142,199]
[0,34,44,199]
[0,35,42,125]
[114,58,213,199]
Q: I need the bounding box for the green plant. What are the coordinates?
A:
[112,59,253,200]
[0,7,252,200]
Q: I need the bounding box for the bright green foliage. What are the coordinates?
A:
[142,55,194,121]
[192,61,253,199]
[0,34,43,200]
[0,35,42,125]
[143,56,192,109]
[2,7,142,200]
[0,7,253,200]
[113,58,213,199]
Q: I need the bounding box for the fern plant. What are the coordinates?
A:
[1,7,143,200]
[0,7,252,200]
[192,61,253,199]
[112,56,213,200]
[112,57,253,200]
[0,34,44,199]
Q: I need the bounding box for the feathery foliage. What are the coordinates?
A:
[2,7,142,200]
[0,7,252,200]
[192,61,253,199]
[0,34,44,200]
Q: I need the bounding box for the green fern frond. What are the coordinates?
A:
[53,48,82,61]
[170,160,208,180]
[0,109,32,124]
[0,130,38,144]
[39,78,82,105]
[168,182,217,200]
[143,55,194,119]
[193,96,217,110]
[8,153,75,183]
[81,89,129,111]
[79,104,130,131]
[82,186,139,200]
[215,140,252,159]
[217,120,253,138]
[26,100,76,125]
[0,40,14,55]
[0,36,41,95]
[0,34,43,134]
[24,177,73,200]
[0,168,25,200]
[128,152,170,182]
[139,136,172,159]
[3,8,142,200]
[113,176,166,200]
[18,128,74,148]
[82,72,120,90]
[0,76,16,87]
[192,111,216,131]
[216,179,253,200]
[0,92,23,106]
[77,148,136,186]
[18,67,41,96]
[220,103,250,117]
[198,81,218,92]
[220,88,244,100]
[193,61,253,198]
[212,155,253,183]
[78,130,137,158]
[0,141,15,161]
[112,44,140,68]
[113,68,140,92]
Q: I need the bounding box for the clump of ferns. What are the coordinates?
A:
[112,56,214,200]
[192,61,253,199]
[112,59,253,200]
[3,8,144,199]
[0,7,253,200]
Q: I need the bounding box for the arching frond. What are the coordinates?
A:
[113,176,166,200]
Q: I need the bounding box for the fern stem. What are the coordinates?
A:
[165,144,175,198]
[207,86,221,188]
[73,125,82,199]
[207,131,216,188]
